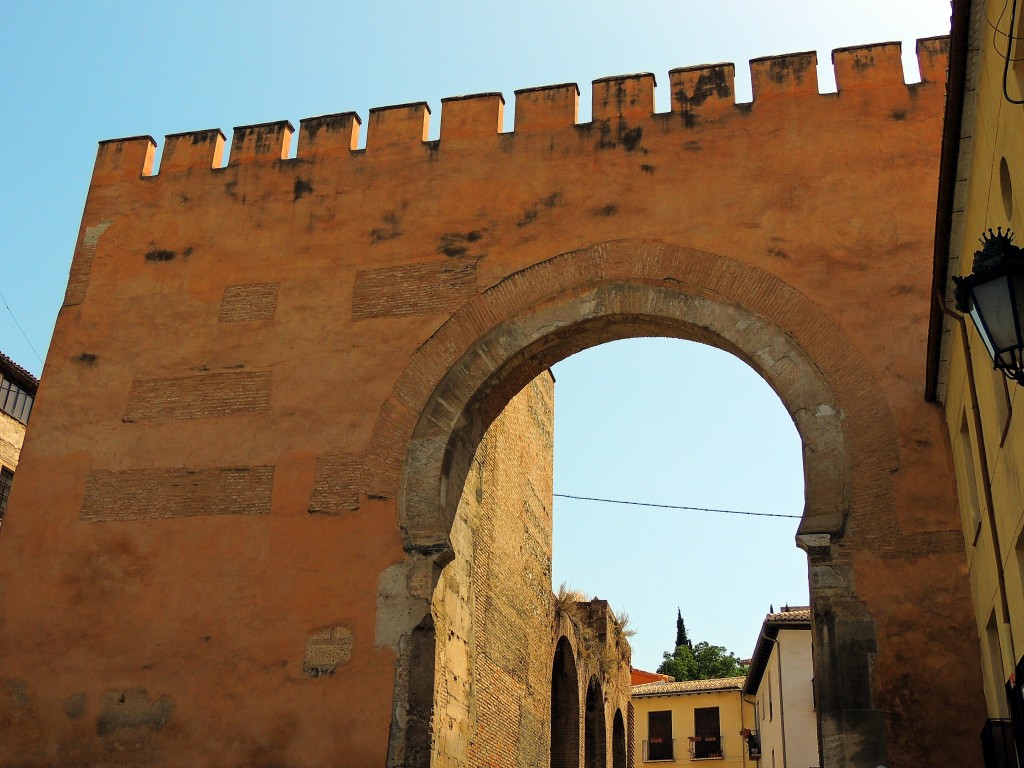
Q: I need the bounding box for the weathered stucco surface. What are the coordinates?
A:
[0,37,985,767]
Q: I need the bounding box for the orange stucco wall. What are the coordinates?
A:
[0,38,984,767]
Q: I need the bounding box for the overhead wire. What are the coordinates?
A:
[0,288,43,366]
[553,493,801,520]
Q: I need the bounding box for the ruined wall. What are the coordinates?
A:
[431,373,555,767]
[553,599,633,768]
[0,36,984,768]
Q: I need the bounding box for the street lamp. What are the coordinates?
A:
[954,227,1024,383]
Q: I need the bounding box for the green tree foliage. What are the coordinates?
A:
[657,612,746,681]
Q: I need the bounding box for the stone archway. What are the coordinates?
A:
[548,638,581,768]
[375,240,906,767]
[551,637,581,768]
[612,709,626,768]
[584,676,606,768]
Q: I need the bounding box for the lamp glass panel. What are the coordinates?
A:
[971,304,998,359]
[972,276,1018,354]
[993,275,1024,372]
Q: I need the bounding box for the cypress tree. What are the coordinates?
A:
[675,608,692,649]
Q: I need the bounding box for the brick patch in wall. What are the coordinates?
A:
[81,465,274,521]
[352,261,477,319]
[219,283,279,322]
[303,625,354,677]
[308,452,364,514]
[124,371,271,422]
[64,219,113,307]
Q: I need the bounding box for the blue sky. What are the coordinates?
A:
[1,1,952,669]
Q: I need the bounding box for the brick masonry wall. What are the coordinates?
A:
[432,373,555,768]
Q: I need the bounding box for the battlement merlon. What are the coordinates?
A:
[917,35,952,83]
[92,136,156,185]
[161,129,226,173]
[366,102,430,152]
[751,51,819,99]
[297,113,361,158]
[440,94,504,141]
[231,121,294,165]
[592,73,656,121]
[832,42,904,91]
[87,37,949,182]
[514,83,579,132]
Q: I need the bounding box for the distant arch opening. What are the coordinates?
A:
[612,709,626,768]
[551,637,581,768]
[584,676,606,768]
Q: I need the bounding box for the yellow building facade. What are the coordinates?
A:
[631,678,756,766]
[930,0,1024,759]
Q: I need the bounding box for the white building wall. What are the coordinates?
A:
[779,629,817,768]
[750,628,818,768]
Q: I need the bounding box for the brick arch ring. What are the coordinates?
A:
[370,239,899,767]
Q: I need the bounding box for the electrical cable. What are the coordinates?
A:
[1002,0,1024,103]
[0,288,43,366]
[553,493,801,519]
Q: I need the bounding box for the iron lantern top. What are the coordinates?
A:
[953,227,1024,312]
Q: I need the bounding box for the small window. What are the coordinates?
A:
[0,377,32,424]
[693,707,721,759]
[0,467,12,521]
[957,412,983,547]
[646,710,673,761]
[769,675,774,722]
[986,611,1010,717]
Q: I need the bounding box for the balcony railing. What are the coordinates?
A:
[642,738,675,762]
[688,735,723,760]
[744,730,761,760]
[981,718,1019,768]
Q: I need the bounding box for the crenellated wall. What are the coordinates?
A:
[0,38,986,768]
[84,40,948,181]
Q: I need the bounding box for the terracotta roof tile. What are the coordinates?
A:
[632,676,746,696]
[0,350,38,393]
[743,606,812,696]
[765,608,810,623]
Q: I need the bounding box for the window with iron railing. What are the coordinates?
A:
[645,710,674,761]
[691,707,723,760]
[743,729,761,760]
[642,738,675,762]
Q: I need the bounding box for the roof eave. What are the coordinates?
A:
[926,0,974,401]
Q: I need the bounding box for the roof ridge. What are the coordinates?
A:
[0,350,39,392]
